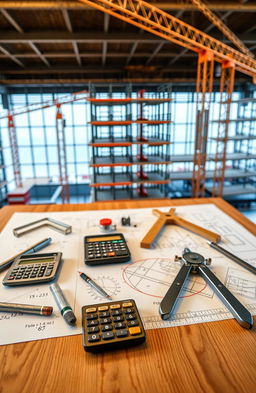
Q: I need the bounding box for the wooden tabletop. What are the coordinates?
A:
[0,197,255,393]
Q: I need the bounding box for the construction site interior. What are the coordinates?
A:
[0,0,256,221]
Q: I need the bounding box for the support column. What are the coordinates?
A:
[8,113,22,187]
[192,50,214,197]
[212,59,235,197]
[56,103,70,203]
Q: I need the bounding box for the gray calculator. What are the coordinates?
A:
[2,252,62,286]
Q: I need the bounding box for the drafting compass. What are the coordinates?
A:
[159,248,253,329]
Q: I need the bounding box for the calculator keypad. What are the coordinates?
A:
[2,253,62,286]
[84,234,131,266]
[82,299,146,352]
[6,262,55,281]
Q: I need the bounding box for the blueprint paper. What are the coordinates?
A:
[0,204,255,345]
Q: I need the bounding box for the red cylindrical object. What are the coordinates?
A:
[99,218,112,228]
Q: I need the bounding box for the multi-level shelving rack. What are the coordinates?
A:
[168,95,256,204]
[207,97,256,203]
[88,84,172,201]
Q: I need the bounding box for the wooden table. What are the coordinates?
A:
[0,198,255,393]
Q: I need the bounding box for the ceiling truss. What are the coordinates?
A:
[0,1,255,84]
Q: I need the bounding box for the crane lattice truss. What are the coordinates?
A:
[79,0,256,78]
[79,0,256,197]
[189,0,254,59]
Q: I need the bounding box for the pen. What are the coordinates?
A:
[50,283,76,325]
[0,302,53,316]
[0,237,52,273]
[78,271,112,300]
[207,241,256,275]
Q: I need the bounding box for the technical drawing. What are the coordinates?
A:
[190,210,256,251]
[86,275,121,301]
[225,267,256,300]
[1,205,256,346]
[153,230,202,250]
[123,258,214,299]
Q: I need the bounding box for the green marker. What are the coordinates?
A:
[50,283,76,325]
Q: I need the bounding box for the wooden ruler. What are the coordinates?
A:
[141,208,221,248]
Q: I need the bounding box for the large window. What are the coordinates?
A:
[0,93,90,191]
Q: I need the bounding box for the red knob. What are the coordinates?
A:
[100,218,112,227]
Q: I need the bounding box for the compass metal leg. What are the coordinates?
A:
[159,264,192,320]
[198,265,253,329]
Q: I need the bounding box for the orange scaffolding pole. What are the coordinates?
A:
[56,103,70,203]
[212,60,235,197]
[192,50,214,197]
[7,114,22,188]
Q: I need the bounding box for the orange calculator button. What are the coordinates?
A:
[98,306,109,311]
[129,327,141,336]
[122,302,133,308]
[110,304,121,309]
[86,307,97,313]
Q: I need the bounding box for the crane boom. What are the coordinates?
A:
[189,0,254,59]
[78,0,256,79]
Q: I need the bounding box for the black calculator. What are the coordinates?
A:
[82,299,146,352]
[84,233,131,266]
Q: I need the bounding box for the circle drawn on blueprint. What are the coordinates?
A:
[122,258,208,299]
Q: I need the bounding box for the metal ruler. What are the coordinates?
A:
[142,304,256,330]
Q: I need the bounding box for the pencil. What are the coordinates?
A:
[78,271,112,299]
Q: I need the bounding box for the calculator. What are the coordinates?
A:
[2,252,62,286]
[82,299,146,352]
[84,233,131,266]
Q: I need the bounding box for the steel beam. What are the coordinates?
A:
[0,9,23,32]
[0,66,196,74]
[28,42,50,66]
[0,32,255,44]
[0,45,24,67]
[0,77,249,86]
[146,42,164,65]
[0,1,256,11]
[0,51,197,59]
[72,41,81,65]
[62,9,73,32]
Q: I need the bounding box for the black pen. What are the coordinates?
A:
[207,241,256,275]
[78,271,112,299]
[0,237,52,273]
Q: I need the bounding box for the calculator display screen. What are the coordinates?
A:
[87,235,122,242]
[18,257,55,265]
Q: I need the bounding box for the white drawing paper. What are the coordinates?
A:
[0,204,255,345]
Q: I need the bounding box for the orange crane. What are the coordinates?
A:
[0,90,88,203]
[79,0,256,197]
[189,0,254,59]
[189,0,253,196]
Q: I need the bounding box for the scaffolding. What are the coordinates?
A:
[0,90,88,204]
[88,84,172,201]
[79,0,256,198]
[207,96,256,202]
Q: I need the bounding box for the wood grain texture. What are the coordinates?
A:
[0,198,256,393]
